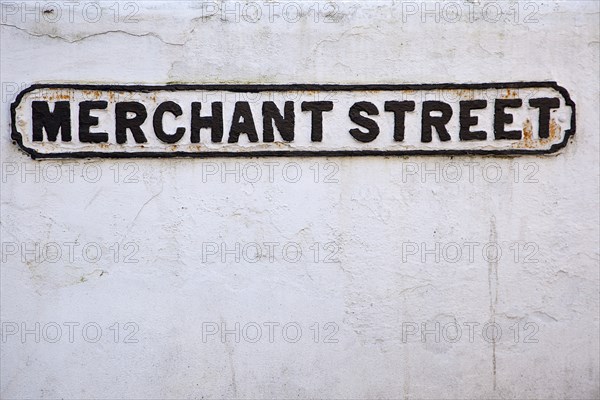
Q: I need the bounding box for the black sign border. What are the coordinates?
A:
[11,81,576,159]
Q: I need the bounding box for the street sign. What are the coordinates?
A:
[12,82,575,158]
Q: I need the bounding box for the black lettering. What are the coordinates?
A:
[494,99,523,140]
[153,101,186,144]
[459,100,487,141]
[79,101,108,143]
[421,101,452,142]
[228,101,258,143]
[32,101,71,142]
[115,102,148,144]
[191,102,223,143]
[262,101,295,142]
[529,97,560,138]
[384,101,415,142]
[349,101,380,143]
[301,101,334,142]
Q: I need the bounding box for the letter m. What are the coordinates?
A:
[32,101,71,142]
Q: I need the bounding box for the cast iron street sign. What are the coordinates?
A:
[11,82,575,158]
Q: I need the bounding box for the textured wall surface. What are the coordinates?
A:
[1,1,599,399]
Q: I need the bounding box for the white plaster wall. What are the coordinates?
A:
[0,1,598,398]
